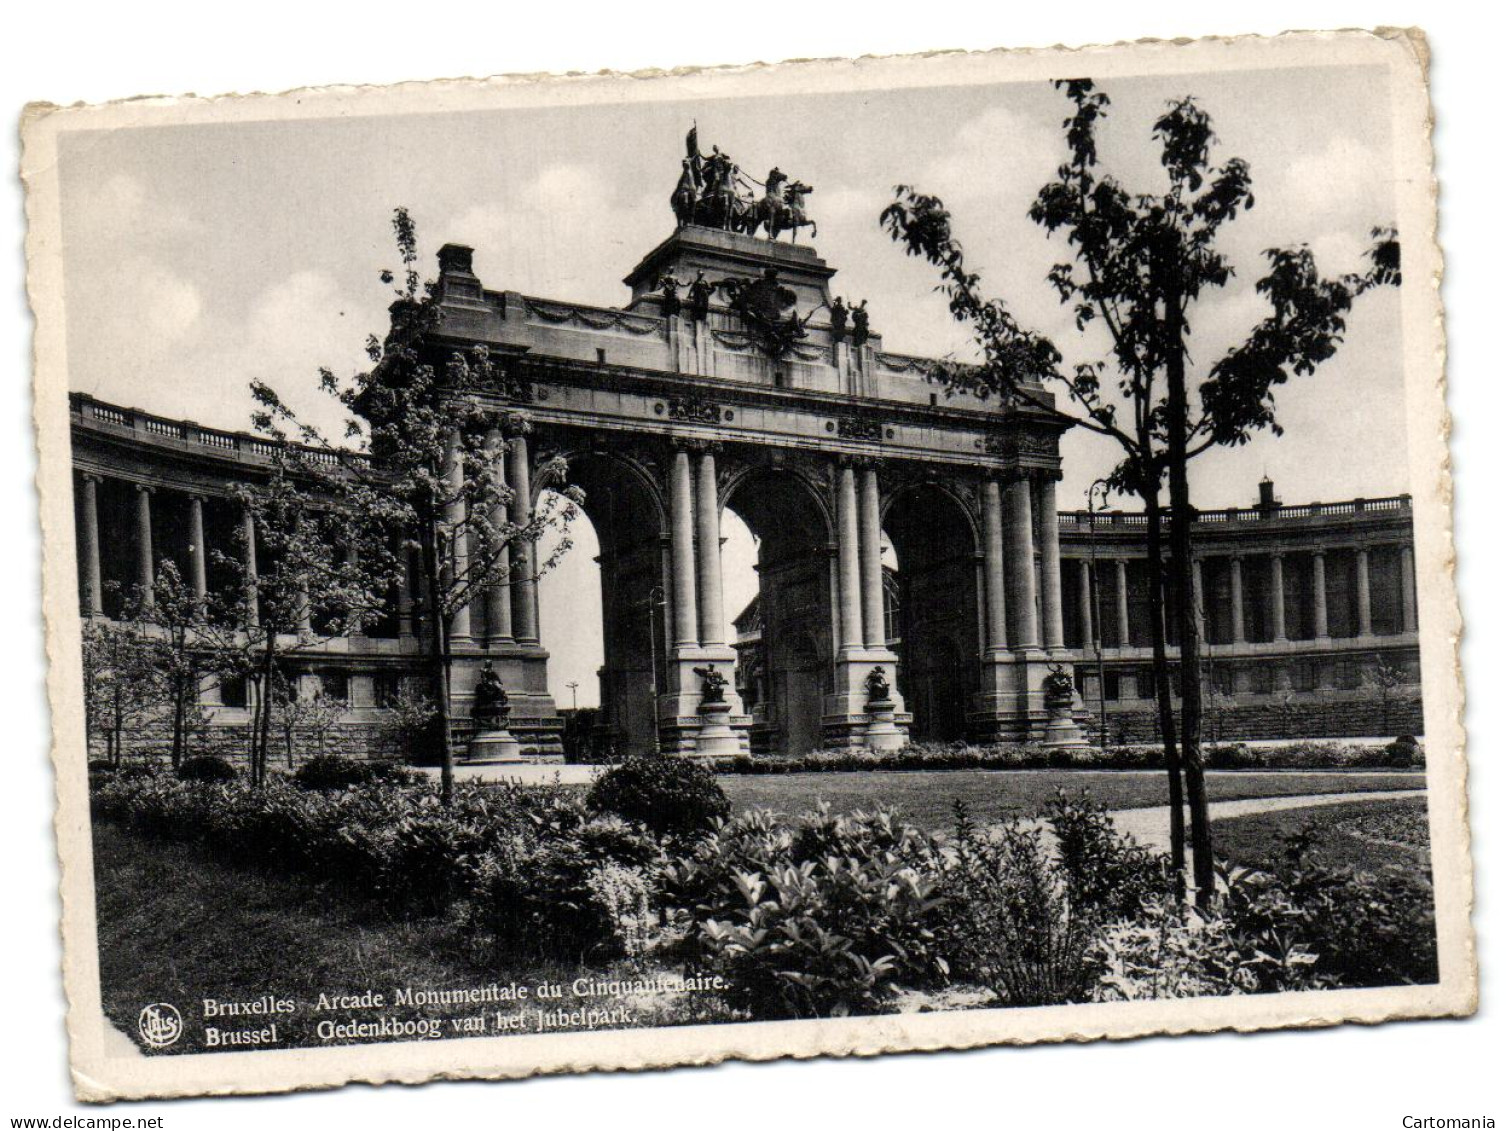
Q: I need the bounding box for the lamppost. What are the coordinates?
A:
[646,585,666,744]
[566,681,579,713]
[1086,478,1112,748]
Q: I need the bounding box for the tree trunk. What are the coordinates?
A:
[171,681,186,770]
[419,520,455,806]
[1138,484,1186,888]
[255,646,278,786]
[1163,259,1215,905]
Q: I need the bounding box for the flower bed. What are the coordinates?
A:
[90,768,1436,1023]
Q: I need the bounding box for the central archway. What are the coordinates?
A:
[548,449,667,757]
[884,483,980,743]
[723,465,835,757]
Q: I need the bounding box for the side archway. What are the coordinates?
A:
[883,482,980,744]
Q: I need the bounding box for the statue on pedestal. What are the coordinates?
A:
[659,273,682,318]
[686,271,713,322]
[472,662,511,731]
[864,665,892,705]
[830,297,848,343]
[1043,663,1075,709]
[851,299,871,347]
[693,664,728,705]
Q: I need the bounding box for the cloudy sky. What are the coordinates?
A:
[57,62,1407,704]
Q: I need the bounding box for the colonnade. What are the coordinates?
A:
[440,425,541,650]
[977,473,1066,657]
[1068,543,1419,649]
[76,474,256,622]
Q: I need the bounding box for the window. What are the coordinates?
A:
[318,671,349,705]
[372,672,401,707]
[1102,672,1121,701]
[219,675,247,708]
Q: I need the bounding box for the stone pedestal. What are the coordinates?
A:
[1041,701,1088,750]
[468,728,523,762]
[864,698,907,752]
[694,698,742,758]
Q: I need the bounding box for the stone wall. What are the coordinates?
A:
[88,722,406,766]
[1087,695,1424,746]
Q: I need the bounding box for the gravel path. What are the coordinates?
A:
[1107,789,1428,853]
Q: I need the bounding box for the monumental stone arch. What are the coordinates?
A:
[422,134,1085,758]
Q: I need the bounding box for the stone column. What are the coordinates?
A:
[695,448,726,647]
[1312,551,1329,639]
[443,429,472,645]
[133,484,155,609]
[1269,553,1286,642]
[1114,558,1130,648]
[1229,556,1246,644]
[296,582,313,636]
[187,495,208,602]
[1035,475,1065,651]
[859,464,886,648]
[1005,475,1040,649]
[1078,558,1094,646]
[507,430,540,644]
[79,475,102,616]
[1400,545,1418,633]
[669,447,699,647]
[1356,547,1373,637]
[836,463,864,652]
[981,478,1008,653]
[484,428,513,646]
[241,506,259,628]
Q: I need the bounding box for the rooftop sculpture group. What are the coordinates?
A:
[670,125,817,242]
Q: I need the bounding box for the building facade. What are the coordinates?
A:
[67,166,1421,760]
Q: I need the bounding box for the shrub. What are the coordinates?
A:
[1046,790,1171,921]
[662,805,950,1019]
[1246,827,1439,987]
[1386,735,1423,768]
[87,759,115,776]
[938,809,1095,1006]
[470,813,664,960]
[587,754,731,840]
[292,754,375,790]
[368,761,426,786]
[177,755,238,783]
[87,770,664,958]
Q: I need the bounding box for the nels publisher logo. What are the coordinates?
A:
[138,1003,184,1049]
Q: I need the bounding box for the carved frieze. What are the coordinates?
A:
[833,416,887,442]
[662,395,725,425]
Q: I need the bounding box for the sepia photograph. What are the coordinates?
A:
[19,23,1475,1103]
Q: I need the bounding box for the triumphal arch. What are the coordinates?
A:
[427,133,1084,758]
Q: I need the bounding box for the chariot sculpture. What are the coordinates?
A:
[670,125,818,242]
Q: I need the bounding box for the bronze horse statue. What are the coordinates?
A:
[747,179,817,242]
[670,160,699,228]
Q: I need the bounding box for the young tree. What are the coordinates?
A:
[270,676,346,767]
[882,79,1398,901]
[124,560,225,769]
[81,609,164,767]
[249,208,579,804]
[210,461,387,786]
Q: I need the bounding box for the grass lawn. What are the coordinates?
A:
[1211,796,1432,874]
[720,770,1426,833]
[91,824,711,1055]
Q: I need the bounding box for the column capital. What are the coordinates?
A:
[133,482,156,495]
[80,471,103,485]
[499,411,533,437]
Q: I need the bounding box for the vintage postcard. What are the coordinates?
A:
[23,27,1472,1101]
